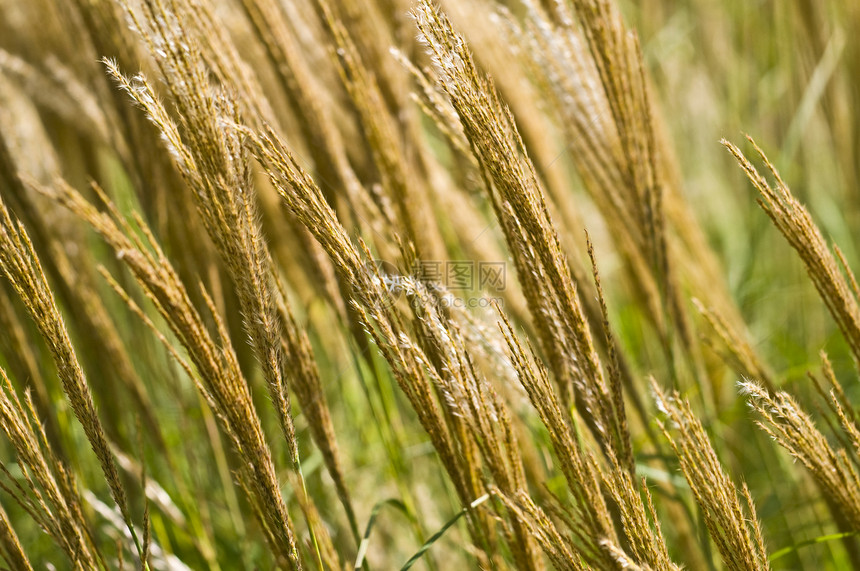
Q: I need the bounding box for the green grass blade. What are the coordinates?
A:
[399,494,490,571]
[354,498,410,569]
[769,531,858,562]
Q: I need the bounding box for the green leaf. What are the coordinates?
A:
[769,531,858,562]
[354,498,410,570]
[399,494,490,571]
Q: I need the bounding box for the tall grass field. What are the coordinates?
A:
[1,0,859,568]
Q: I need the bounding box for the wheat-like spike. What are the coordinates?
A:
[740,380,860,530]
[413,1,630,471]
[514,0,692,358]
[406,281,542,569]
[0,365,100,567]
[724,136,860,363]
[655,380,770,571]
[248,117,509,557]
[494,488,588,571]
[586,231,635,473]
[0,193,142,561]
[808,353,860,464]
[0,275,63,450]
[2,158,165,454]
[0,502,33,571]
[498,311,619,568]
[111,1,304,465]
[316,0,444,262]
[601,453,680,571]
[45,179,304,569]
